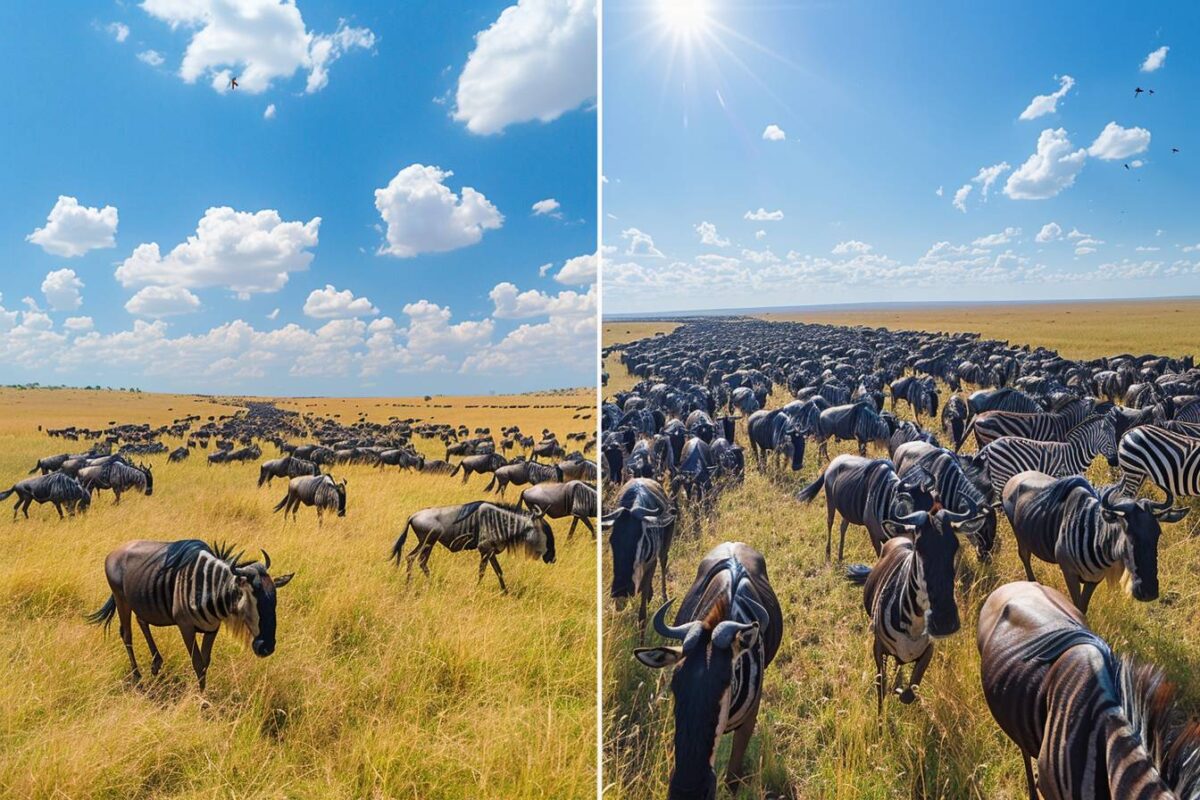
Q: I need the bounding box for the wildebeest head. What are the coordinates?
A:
[634,597,770,800]
[883,503,986,638]
[335,478,347,516]
[233,549,294,658]
[526,508,556,564]
[1099,487,1188,602]
[138,462,154,496]
[602,504,674,604]
[785,425,806,471]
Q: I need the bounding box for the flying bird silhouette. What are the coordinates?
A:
[229,76,239,90]
[1124,163,1130,170]
[1172,147,1181,154]
[1134,87,1144,97]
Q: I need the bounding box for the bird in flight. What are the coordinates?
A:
[229,76,239,90]
[1124,163,1130,170]
[1172,147,1181,154]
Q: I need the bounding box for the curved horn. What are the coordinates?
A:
[261,549,271,570]
[712,619,756,650]
[941,495,980,524]
[744,595,770,630]
[893,510,929,526]
[652,599,693,641]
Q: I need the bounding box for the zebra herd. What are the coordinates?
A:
[604,318,1200,798]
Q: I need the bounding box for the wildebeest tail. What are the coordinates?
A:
[957,415,979,452]
[257,467,268,488]
[0,486,14,501]
[27,463,39,475]
[272,491,290,512]
[85,595,117,632]
[389,519,412,565]
[844,564,872,585]
[450,462,462,477]
[484,473,497,492]
[795,470,826,503]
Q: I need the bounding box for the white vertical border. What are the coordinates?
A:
[594,0,605,795]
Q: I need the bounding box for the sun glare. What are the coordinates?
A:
[658,0,710,36]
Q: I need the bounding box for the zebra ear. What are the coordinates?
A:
[634,646,684,669]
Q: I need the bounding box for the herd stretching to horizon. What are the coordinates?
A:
[603,317,1200,799]
[1,399,597,693]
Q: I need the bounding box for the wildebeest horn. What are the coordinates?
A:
[744,595,770,630]
[712,619,757,650]
[261,549,271,570]
[942,495,981,524]
[893,510,928,526]
[652,599,698,644]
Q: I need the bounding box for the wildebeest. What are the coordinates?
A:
[0,472,92,519]
[484,459,561,498]
[1001,471,1186,612]
[517,480,597,538]
[390,501,554,592]
[86,539,293,689]
[374,448,424,470]
[168,446,189,462]
[814,400,890,461]
[78,461,154,503]
[890,376,939,419]
[846,503,987,713]
[272,474,347,523]
[746,408,806,472]
[978,581,1200,800]
[633,542,782,798]
[796,454,937,561]
[602,478,676,636]
[257,454,320,487]
[450,452,507,484]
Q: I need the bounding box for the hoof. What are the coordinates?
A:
[898,687,917,705]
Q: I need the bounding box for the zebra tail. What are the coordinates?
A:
[0,487,13,501]
[796,470,826,504]
[85,595,117,632]
[844,564,872,585]
[389,520,412,565]
[272,492,289,513]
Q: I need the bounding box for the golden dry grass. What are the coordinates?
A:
[0,388,596,800]
[601,305,1200,799]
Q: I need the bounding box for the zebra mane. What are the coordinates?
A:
[1066,413,1108,437]
[1114,655,1200,799]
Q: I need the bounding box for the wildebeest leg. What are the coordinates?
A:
[858,438,867,457]
[724,695,759,791]
[113,488,121,505]
[1078,580,1100,614]
[579,516,596,539]
[899,644,933,704]
[53,501,64,519]
[824,499,835,562]
[838,517,851,563]
[638,569,655,644]
[1018,543,1036,582]
[1022,754,1037,800]
[317,507,323,527]
[417,541,435,579]
[199,631,216,685]
[873,638,886,716]
[1062,571,1085,612]
[819,439,829,462]
[178,625,207,690]
[21,496,32,519]
[567,517,578,539]
[136,617,164,676]
[118,600,140,682]
[488,555,508,594]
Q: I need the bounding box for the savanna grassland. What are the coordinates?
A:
[0,387,596,800]
[601,304,1200,800]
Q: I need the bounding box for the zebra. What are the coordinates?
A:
[1001,471,1187,613]
[257,455,320,487]
[484,459,561,497]
[968,387,1041,417]
[746,408,806,472]
[978,581,1200,799]
[78,461,153,503]
[796,455,937,562]
[1116,424,1200,504]
[85,540,293,689]
[961,410,1083,451]
[272,474,346,523]
[894,441,999,560]
[814,401,890,461]
[602,478,676,638]
[0,472,92,519]
[846,503,987,713]
[634,542,782,798]
[967,415,1118,500]
[517,480,597,538]
[389,501,554,593]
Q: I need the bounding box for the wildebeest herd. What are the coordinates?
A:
[603,317,1200,799]
[4,399,597,693]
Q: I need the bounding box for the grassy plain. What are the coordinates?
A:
[601,304,1200,799]
[0,387,595,800]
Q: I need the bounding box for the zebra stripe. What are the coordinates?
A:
[976,416,1117,498]
[1118,425,1200,501]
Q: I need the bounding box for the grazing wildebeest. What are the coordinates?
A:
[670,436,717,503]
[168,446,189,462]
[745,408,806,472]
[78,461,154,503]
[633,542,782,798]
[257,454,320,487]
[796,454,937,562]
[557,458,598,484]
[602,478,676,637]
[890,376,939,420]
[0,472,92,519]
[419,459,455,475]
[517,480,597,538]
[814,401,890,461]
[272,474,346,523]
[1001,471,1186,612]
[846,503,987,713]
[941,394,969,450]
[978,581,1200,800]
[375,448,424,470]
[484,459,561,498]
[86,540,293,689]
[450,452,507,484]
[28,452,72,475]
[390,501,554,592]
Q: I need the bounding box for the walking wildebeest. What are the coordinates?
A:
[0,472,92,519]
[86,540,293,689]
[272,474,346,523]
[602,478,676,638]
[517,480,597,538]
[78,461,153,503]
[450,452,507,484]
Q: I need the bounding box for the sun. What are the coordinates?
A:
[658,0,711,36]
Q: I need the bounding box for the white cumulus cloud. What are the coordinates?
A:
[374,164,503,258]
[622,227,664,257]
[762,124,786,141]
[41,269,84,311]
[303,284,378,319]
[952,184,972,213]
[453,0,597,135]
[138,49,165,66]
[107,22,130,42]
[1003,128,1087,200]
[1087,122,1151,160]
[832,240,873,255]
[1141,45,1169,73]
[532,198,561,216]
[27,196,119,257]
[555,251,597,284]
[1035,222,1063,243]
[744,208,783,222]
[696,221,730,247]
[1019,75,1074,121]
[125,285,202,317]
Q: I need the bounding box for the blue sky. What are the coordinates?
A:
[0,0,596,395]
[603,1,1199,314]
